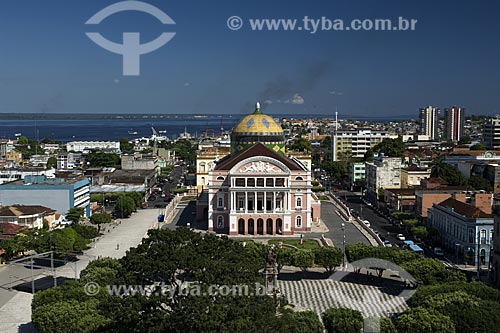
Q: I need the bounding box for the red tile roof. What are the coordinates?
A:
[0,205,55,217]
[0,222,28,236]
[214,143,304,171]
[437,198,492,219]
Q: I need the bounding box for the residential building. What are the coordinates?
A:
[444,106,465,142]
[492,216,500,287]
[365,156,402,202]
[332,129,396,161]
[415,178,492,222]
[6,150,22,164]
[482,118,500,150]
[349,162,365,187]
[444,150,500,180]
[57,152,83,170]
[0,175,91,217]
[0,168,56,185]
[384,188,416,212]
[196,146,231,193]
[197,103,320,236]
[419,106,440,140]
[428,198,494,266]
[66,141,120,153]
[121,154,159,175]
[401,165,431,188]
[0,205,56,229]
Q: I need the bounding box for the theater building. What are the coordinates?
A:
[198,103,320,235]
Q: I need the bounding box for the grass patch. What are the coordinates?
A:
[268,239,320,250]
[180,196,197,201]
[317,195,330,201]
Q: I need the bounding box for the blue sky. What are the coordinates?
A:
[0,0,499,117]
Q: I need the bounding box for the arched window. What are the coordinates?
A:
[200,163,206,172]
[481,229,487,243]
[201,177,205,184]
[296,197,302,208]
[217,176,225,181]
[296,215,302,228]
[295,176,304,181]
[217,216,224,229]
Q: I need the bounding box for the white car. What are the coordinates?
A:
[434,247,444,256]
[362,220,371,227]
[383,240,393,247]
[397,234,405,241]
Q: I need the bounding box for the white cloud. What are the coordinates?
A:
[263,99,273,105]
[291,93,304,105]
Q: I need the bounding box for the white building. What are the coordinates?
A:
[66,141,120,153]
[0,168,56,185]
[365,156,402,202]
[332,129,397,161]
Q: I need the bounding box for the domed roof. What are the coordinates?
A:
[232,102,283,135]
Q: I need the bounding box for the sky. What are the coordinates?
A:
[0,0,499,118]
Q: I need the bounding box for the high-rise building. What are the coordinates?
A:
[482,118,500,149]
[419,106,440,140]
[332,129,396,161]
[444,106,465,142]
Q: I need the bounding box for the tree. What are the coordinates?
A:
[85,152,121,168]
[314,247,342,274]
[292,249,315,271]
[411,226,428,239]
[322,307,363,333]
[120,138,135,154]
[468,175,493,192]
[46,156,57,169]
[401,258,448,285]
[90,213,112,232]
[458,135,471,144]
[113,196,136,218]
[80,257,122,286]
[371,138,405,158]
[470,143,486,151]
[396,307,456,333]
[291,138,312,152]
[276,246,294,273]
[17,135,29,145]
[279,310,324,333]
[66,208,84,224]
[431,159,467,186]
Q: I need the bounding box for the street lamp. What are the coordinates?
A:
[341,223,346,270]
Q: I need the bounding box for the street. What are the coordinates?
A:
[337,191,406,247]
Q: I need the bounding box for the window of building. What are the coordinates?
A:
[217,216,224,229]
[217,197,223,208]
[266,178,274,187]
[257,178,264,187]
[238,198,244,210]
[296,216,302,228]
[295,176,304,181]
[296,197,302,207]
[247,178,255,187]
[200,163,206,172]
[275,178,284,187]
[201,177,205,184]
[468,229,474,244]
[236,178,245,187]
[481,229,487,243]
[217,176,224,181]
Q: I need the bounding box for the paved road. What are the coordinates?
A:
[309,201,370,247]
[338,191,409,248]
[147,165,186,208]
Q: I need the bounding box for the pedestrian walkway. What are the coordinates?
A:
[0,208,161,333]
[279,278,408,318]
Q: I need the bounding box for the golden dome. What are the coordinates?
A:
[232,103,283,135]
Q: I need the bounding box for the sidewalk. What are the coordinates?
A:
[0,208,161,333]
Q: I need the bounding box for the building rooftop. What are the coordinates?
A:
[0,205,55,217]
[215,143,304,171]
[437,198,492,219]
[1,175,88,187]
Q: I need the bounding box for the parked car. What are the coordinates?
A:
[383,240,393,247]
[434,247,444,256]
[140,203,148,209]
[362,220,371,227]
[397,234,405,241]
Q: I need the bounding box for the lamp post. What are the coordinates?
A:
[341,222,346,270]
